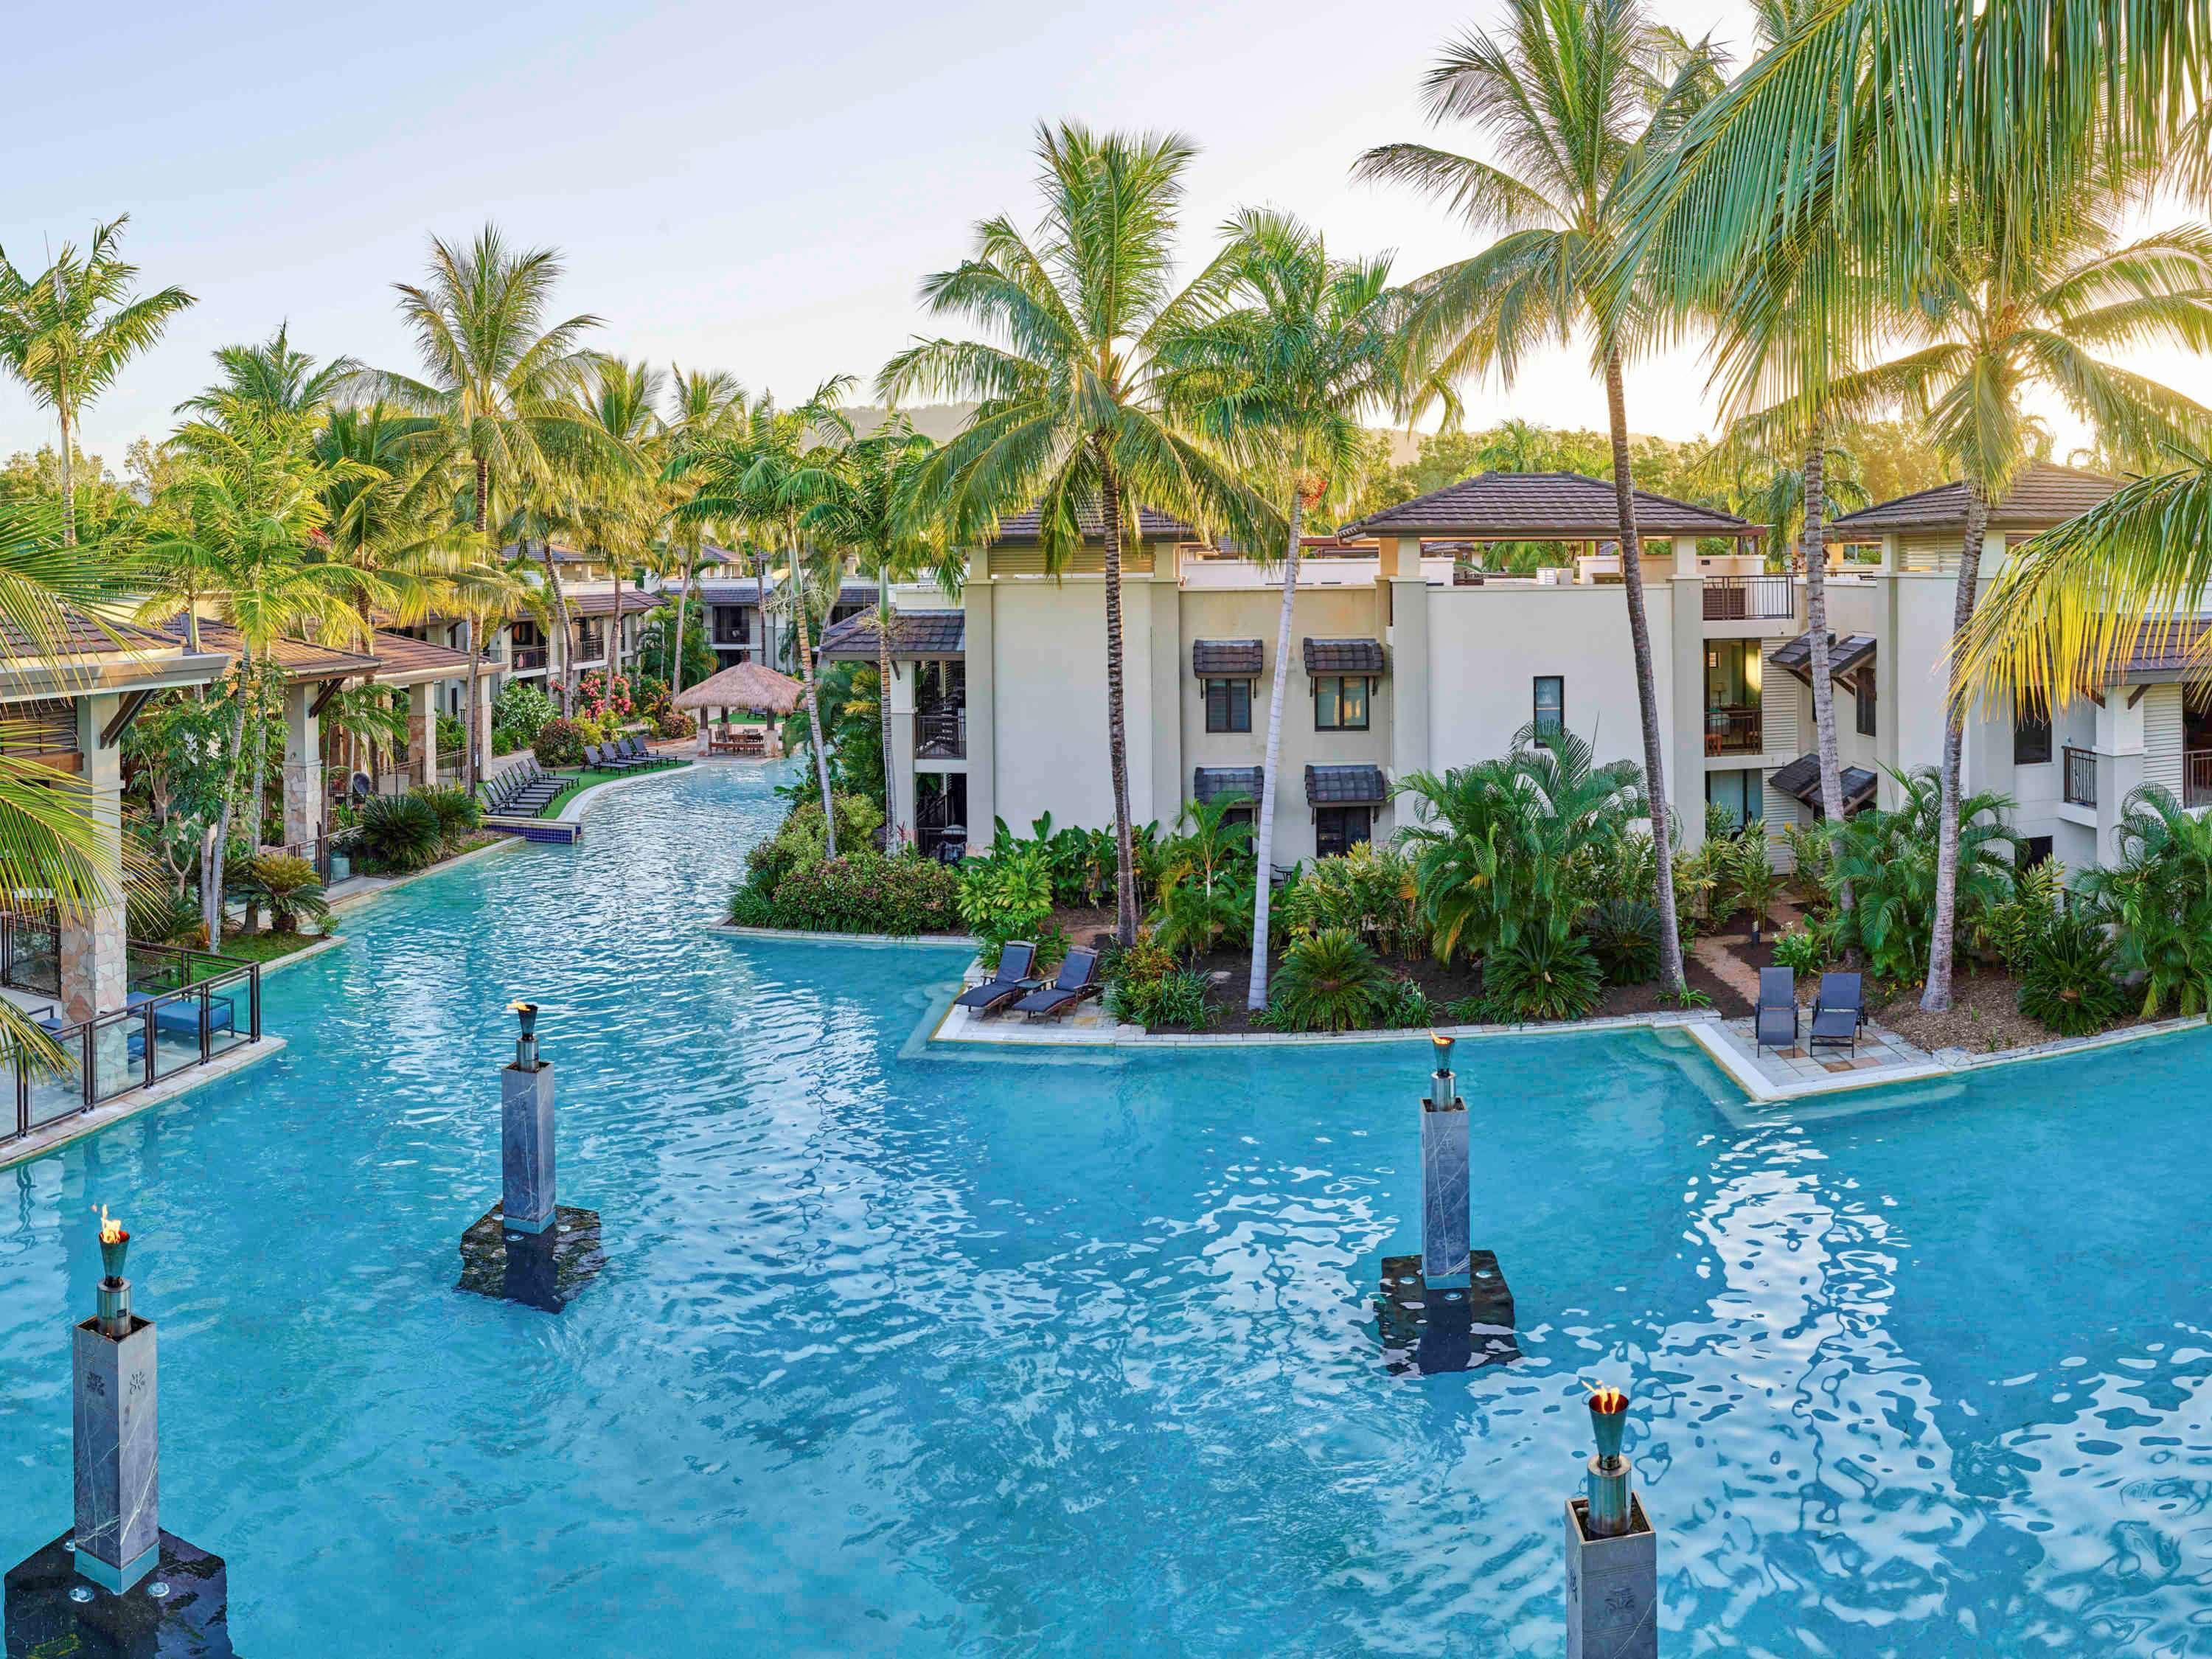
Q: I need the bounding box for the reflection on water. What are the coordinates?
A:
[1,762,2208,1656]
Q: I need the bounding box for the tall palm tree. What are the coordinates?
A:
[0,217,195,544]
[659,366,747,702]
[566,356,661,690]
[802,417,944,841]
[1354,0,1724,994]
[1833,195,2212,1007]
[1157,209,1413,1008]
[675,380,857,852]
[879,122,1262,945]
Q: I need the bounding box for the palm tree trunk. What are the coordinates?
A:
[1097,446,1138,947]
[539,540,576,717]
[1920,484,1989,1012]
[787,519,838,858]
[876,580,898,846]
[58,403,77,547]
[462,613,484,792]
[1246,492,1304,1009]
[204,651,254,946]
[670,543,696,700]
[1602,347,1687,993]
[1801,422,1851,914]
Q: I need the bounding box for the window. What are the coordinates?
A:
[2018,834,2054,871]
[1855,672,1877,737]
[2014,708,2053,765]
[1705,769,1765,831]
[1204,678,1252,733]
[1533,675,1565,743]
[1315,805,1371,857]
[1314,675,1371,731]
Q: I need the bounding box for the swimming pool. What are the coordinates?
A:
[1,762,2205,1656]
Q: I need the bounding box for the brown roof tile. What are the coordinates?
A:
[992,502,1197,544]
[817,609,964,660]
[1829,462,2121,534]
[1347,471,1756,538]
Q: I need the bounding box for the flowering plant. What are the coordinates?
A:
[575,671,634,721]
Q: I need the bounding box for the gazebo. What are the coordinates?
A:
[674,661,802,756]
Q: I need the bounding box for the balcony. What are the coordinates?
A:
[1703,576,1794,621]
[2063,745,2098,807]
[510,645,549,672]
[2188,749,2212,809]
[917,708,966,759]
[1705,706,1763,756]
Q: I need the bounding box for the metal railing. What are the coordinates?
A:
[2188,749,2212,809]
[1703,576,1795,621]
[2,916,263,1148]
[258,835,335,883]
[510,645,549,672]
[916,709,966,759]
[1705,706,1763,756]
[2063,745,2098,807]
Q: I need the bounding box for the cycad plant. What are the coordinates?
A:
[1267,929,1394,1032]
[879,122,1263,945]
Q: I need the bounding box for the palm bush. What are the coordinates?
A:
[1284,844,1421,958]
[2081,786,2212,1017]
[1775,822,1833,900]
[1983,855,2068,972]
[1482,931,1604,1022]
[1826,768,2017,986]
[1105,961,1216,1031]
[1729,832,1784,942]
[1266,928,1393,1032]
[1582,897,1663,985]
[1375,973,1433,1030]
[1770,918,1834,981]
[231,855,332,934]
[2016,910,2128,1037]
[127,886,204,947]
[353,793,445,873]
[956,843,1055,948]
[418,785,484,852]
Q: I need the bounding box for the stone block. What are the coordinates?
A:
[457,1203,605,1313]
[501,1062,556,1234]
[1564,1494,1657,1659]
[1420,1092,1470,1284]
[72,1317,157,1593]
[4,1530,231,1659]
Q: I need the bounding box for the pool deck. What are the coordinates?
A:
[0,1034,288,1172]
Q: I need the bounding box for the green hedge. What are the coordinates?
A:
[731,852,962,936]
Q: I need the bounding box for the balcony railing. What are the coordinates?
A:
[2063,745,2098,807]
[1703,575,1795,621]
[916,709,966,759]
[1,914,263,1148]
[1704,706,1763,755]
[2188,748,2212,809]
[510,645,549,672]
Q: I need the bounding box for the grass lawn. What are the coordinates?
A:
[198,930,335,970]
[535,759,689,818]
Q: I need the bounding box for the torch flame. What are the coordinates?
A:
[508,1000,535,1014]
[94,1204,126,1246]
[1584,1380,1629,1413]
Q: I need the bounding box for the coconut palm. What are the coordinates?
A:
[0,217,195,545]
[1156,209,1415,1007]
[566,356,661,687]
[878,122,1265,945]
[658,366,747,701]
[1353,1,1724,995]
[674,380,858,853]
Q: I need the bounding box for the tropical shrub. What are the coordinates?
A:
[726,884,776,928]
[1770,918,1834,979]
[1148,867,1251,961]
[2082,785,2212,1016]
[1105,942,1216,1031]
[957,843,1055,949]
[655,712,697,740]
[574,670,635,723]
[1775,821,1832,899]
[1984,855,2068,971]
[353,793,445,873]
[1826,767,2017,985]
[231,854,332,934]
[1265,928,1394,1032]
[418,785,484,851]
[760,853,963,935]
[493,681,555,744]
[744,793,885,895]
[1582,897,1663,985]
[1375,973,1433,1029]
[1482,931,1604,1022]
[534,717,584,768]
[437,712,466,756]
[2016,910,2129,1037]
[491,728,519,757]
[1284,844,1421,957]
[128,886,203,946]
[1728,832,1784,935]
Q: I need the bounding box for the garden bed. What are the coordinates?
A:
[1871,970,2152,1055]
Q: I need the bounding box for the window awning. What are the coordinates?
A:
[1770,630,1876,686]
[1192,639,1263,678]
[1194,766,1263,804]
[1768,753,1877,813]
[1302,638,1386,675]
[1306,763,1388,805]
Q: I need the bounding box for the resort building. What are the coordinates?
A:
[841,464,2183,873]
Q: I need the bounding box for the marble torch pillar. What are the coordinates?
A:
[1420,1032,1470,1286]
[501,1001,556,1235]
[74,1212,159,1595]
[1565,1384,1658,1659]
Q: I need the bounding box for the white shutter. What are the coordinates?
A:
[1760,645,1800,758]
[2143,684,2184,796]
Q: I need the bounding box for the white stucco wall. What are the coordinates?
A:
[986,576,1159,835]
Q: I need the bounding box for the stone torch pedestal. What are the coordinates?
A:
[501,1057,557,1237]
[1564,1488,1658,1659]
[458,1008,603,1313]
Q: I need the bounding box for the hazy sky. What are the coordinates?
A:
[1,0,2170,470]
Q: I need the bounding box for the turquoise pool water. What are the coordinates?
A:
[2,762,2208,1656]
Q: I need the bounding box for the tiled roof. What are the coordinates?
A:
[1346,471,1756,538]
[2,607,181,660]
[817,609,965,660]
[1769,754,1878,812]
[155,618,380,682]
[564,588,658,619]
[1192,639,1263,677]
[992,502,1197,544]
[2113,618,2212,678]
[1303,638,1386,675]
[1829,462,2120,533]
[369,630,478,678]
[1770,630,1877,684]
[501,542,599,566]
[696,579,765,605]
[1194,766,1263,804]
[1306,763,1388,805]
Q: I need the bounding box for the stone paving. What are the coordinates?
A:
[1698,1013,1938,1095]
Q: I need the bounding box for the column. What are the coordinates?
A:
[60,695,128,1029]
[475,672,495,784]
[281,684,321,849]
[1671,574,1708,852]
[408,683,436,789]
[964,552,997,841]
[1149,546,1183,827]
[886,659,917,843]
[1382,537,1429,841]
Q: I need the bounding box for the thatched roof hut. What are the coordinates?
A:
[673,661,802,716]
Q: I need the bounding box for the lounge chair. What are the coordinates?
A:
[585,743,643,773]
[621,735,671,768]
[1753,966,1798,1056]
[1808,972,1865,1057]
[954,942,1040,1018]
[1012,947,1102,1021]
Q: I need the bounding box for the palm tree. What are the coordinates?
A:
[801,417,943,844]
[879,122,1263,945]
[1354,1,1724,994]
[0,217,195,544]
[567,356,661,691]
[675,380,858,852]
[1156,209,1413,1008]
[659,366,747,702]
